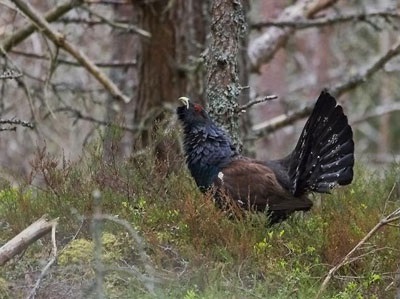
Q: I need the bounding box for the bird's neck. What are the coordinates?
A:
[183,124,236,190]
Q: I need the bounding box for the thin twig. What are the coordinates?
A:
[51,107,137,133]
[251,9,400,30]
[0,69,23,79]
[237,95,278,113]
[0,118,35,129]
[315,207,400,298]
[80,5,151,37]
[10,0,130,103]
[57,17,129,26]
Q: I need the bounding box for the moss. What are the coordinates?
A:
[0,277,10,298]
[58,233,129,267]
[58,238,93,266]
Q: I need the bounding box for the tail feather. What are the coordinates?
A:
[288,91,354,196]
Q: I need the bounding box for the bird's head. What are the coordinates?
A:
[176,97,211,127]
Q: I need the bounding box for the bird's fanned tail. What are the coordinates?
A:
[288,91,355,197]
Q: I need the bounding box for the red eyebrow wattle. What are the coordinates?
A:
[194,104,203,112]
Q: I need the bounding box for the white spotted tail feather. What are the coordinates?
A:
[287,91,355,197]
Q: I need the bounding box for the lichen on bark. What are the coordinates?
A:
[206,0,247,151]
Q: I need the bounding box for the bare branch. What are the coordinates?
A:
[251,9,400,30]
[10,0,131,103]
[252,37,400,136]
[1,0,83,52]
[52,107,136,133]
[248,0,339,72]
[0,118,35,129]
[80,5,151,37]
[0,69,23,79]
[56,17,129,26]
[237,94,278,113]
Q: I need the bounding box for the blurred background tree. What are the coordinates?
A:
[0,0,399,176]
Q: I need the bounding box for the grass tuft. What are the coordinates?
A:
[0,138,399,298]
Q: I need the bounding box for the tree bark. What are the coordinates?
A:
[206,0,246,149]
[132,0,208,146]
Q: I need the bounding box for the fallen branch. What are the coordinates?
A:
[0,215,58,266]
[315,196,400,298]
[10,0,130,103]
[252,37,400,136]
[1,0,83,52]
[248,0,339,71]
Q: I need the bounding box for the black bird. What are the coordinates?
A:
[177,91,354,224]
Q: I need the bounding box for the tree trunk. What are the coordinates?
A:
[206,0,246,150]
[104,3,138,160]
[132,0,208,147]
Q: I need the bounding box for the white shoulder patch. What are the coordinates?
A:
[217,171,224,182]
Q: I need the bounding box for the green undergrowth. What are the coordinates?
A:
[0,137,399,298]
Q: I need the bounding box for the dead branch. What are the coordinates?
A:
[0,215,58,266]
[1,0,83,52]
[315,204,400,298]
[237,95,278,113]
[248,0,339,72]
[57,17,129,26]
[80,5,151,37]
[0,118,35,129]
[252,37,400,136]
[10,0,131,103]
[27,220,58,299]
[51,107,136,133]
[0,69,23,79]
[251,9,400,30]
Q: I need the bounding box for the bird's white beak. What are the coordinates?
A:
[178,96,189,109]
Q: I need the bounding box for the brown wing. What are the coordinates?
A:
[214,159,313,212]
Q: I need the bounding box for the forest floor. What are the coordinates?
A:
[1,134,399,299]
